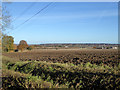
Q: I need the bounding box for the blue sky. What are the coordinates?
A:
[3,2,118,44]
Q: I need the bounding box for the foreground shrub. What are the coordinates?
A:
[2,69,54,89]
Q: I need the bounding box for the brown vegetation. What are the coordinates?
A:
[17,40,28,52]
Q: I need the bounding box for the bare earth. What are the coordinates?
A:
[3,49,119,66]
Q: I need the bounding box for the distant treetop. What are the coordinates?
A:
[17,40,28,52]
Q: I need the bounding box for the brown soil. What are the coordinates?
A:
[3,49,119,66]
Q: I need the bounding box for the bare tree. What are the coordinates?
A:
[0,2,13,52]
[1,6,12,36]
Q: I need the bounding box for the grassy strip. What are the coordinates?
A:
[3,56,120,75]
[4,59,120,75]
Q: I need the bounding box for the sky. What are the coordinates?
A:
[3,2,118,44]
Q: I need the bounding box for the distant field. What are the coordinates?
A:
[3,49,119,66]
[2,49,120,89]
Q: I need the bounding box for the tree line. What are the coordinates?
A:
[2,36,34,52]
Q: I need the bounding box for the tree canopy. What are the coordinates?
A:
[2,35,14,52]
[17,40,28,52]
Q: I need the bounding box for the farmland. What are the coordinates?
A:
[2,49,120,89]
[3,49,119,66]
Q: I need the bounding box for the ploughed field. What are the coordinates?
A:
[2,49,120,89]
[3,49,119,66]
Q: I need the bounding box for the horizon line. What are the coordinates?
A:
[14,42,119,45]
